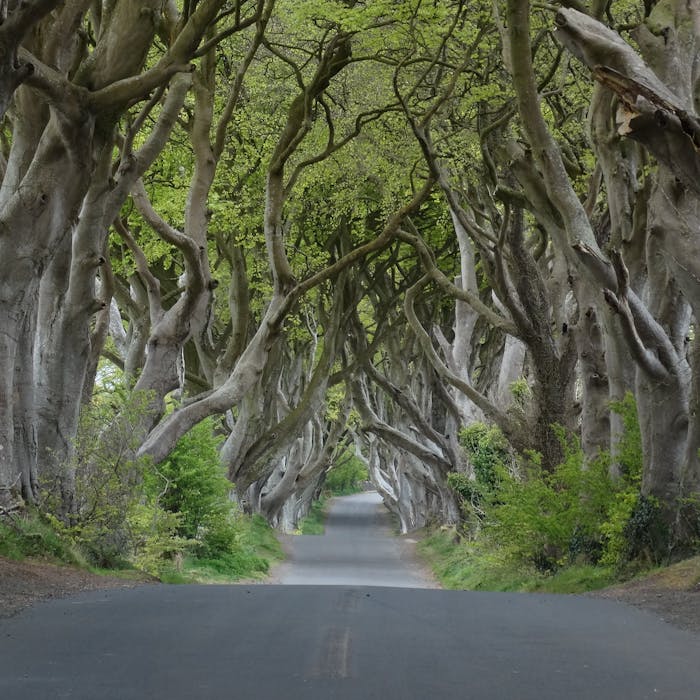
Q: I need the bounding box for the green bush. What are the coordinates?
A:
[447,422,514,533]
[0,510,81,563]
[610,392,643,481]
[53,390,162,568]
[127,502,190,576]
[179,514,283,582]
[417,528,616,593]
[151,418,238,558]
[459,422,512,491]
[15,398,282,581]
[40,395,233,575]
[488,432,614,571]
[599,392,647,566]
[451,396,647,573]
[324,451,369,495]
[146,417,278,576]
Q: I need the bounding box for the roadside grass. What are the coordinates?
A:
[418,528,618,594]
[297,498,328,535]
[0,510,85,566]
[1,509,283,585]
[160,514,284,584]
[650,555,700,589]
[615,555,700,592]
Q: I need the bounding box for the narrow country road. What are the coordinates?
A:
[2,495,700,699]
[274,491,434,587]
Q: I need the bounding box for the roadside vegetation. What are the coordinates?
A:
[296,451,369,535]
[298,499,328,535]
[324,452,370,497]
[1,405,281,584]
[419,393,698,593]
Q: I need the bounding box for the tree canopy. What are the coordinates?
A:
[1,0,699,563]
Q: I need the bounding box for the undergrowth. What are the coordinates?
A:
[429,393,676,592]
[418,529,616,593]
[4,406,284,584]
[160,515,283,584]
[0,509,84,565]
[298,498,327,535]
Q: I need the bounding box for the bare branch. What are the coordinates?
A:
[130,179,207,304]
[397,226,519,336]
[113,218,163,324]
[404,274,517,437]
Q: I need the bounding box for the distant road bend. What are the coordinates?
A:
[1,492,700,699]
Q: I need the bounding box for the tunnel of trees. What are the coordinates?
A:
[0,0,699,568]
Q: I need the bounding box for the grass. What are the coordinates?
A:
[161,514,284,584]
[298,498,328,535]
[622,555,700,592]
[1,509,284,585]
[418,528,618,594]
[0,510,84,565]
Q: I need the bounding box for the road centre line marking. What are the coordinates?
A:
[308,626,352,680]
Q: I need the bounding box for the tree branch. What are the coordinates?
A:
[404,274,517,437]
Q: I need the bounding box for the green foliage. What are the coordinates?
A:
[127,502,189,577]
[324,452,369,495]
[489,432,614,571]
[299,498,327,535]
[38,397,276,579]
[175,515,283,583]
[446,472,481,505]
[44,390,163,569]
[0,510,82,564]
[153,419,231,550]
[418,529,616,593]
[147,419,283,577]
[449,398,649,576]
[448,422,514,532]
[459,422,512,490]
[509,378,531,406]
[599,393,648,567]
[34,393,284,581]
[610,392,643,483]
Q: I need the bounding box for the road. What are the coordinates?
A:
[2,494,700,699]
[274,491,433,587]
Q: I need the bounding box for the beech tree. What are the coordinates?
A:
[0,0,254,510]
[504,0,700,541]
[1,0,698,555]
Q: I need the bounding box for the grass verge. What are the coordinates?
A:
[160,515,284,584]
[0,510,84,565]
[297,498,328,535]
[417,528,618,594]
[1,510,283,585]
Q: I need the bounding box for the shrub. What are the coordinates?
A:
[488,433,614,571]
[599,393,646,566]
[150,418,240,559]
[449,393,656,572]
[0,509,81,563]
[459,422,512,491]
[39,390,191,573]
[610,392,643,482]
[127,502,190,576]
[448,423,514,533]
[58,390,158,568]
[324,451,369,495]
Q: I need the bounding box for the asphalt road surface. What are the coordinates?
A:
[274,491,433,586]
[2,494,700,699]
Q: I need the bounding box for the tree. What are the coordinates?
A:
[506,0,699,545]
